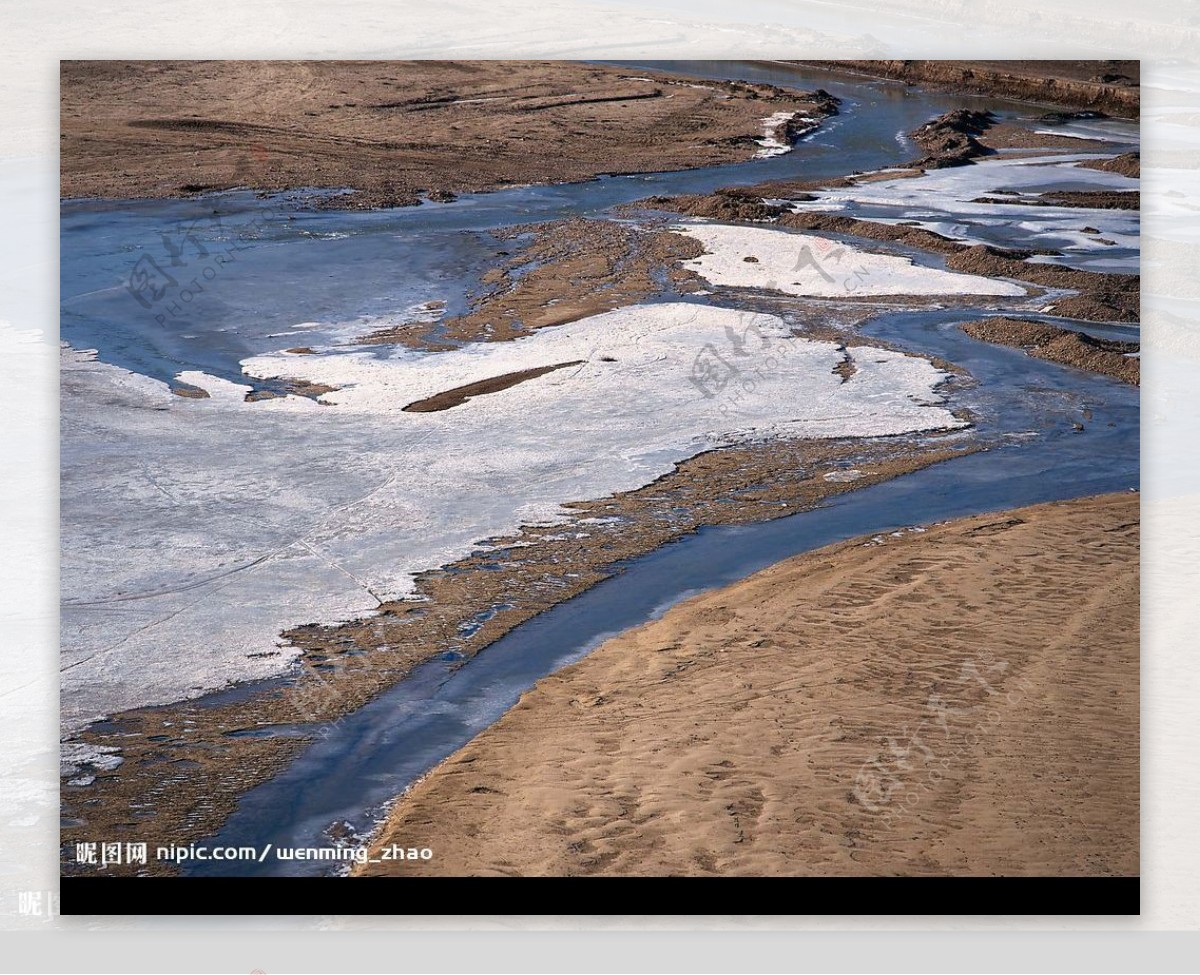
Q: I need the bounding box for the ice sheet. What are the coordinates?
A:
[61,303,963,729]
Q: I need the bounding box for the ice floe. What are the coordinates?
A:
[1030,116,1138,144]
[753,112,817,158]
[60,741,124,776]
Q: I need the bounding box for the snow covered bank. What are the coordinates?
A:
[753,112,819,158]
[795,153,1140,270]
[673,223,1026,297]
[62,303,964,730]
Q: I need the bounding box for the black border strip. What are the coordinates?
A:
[61,876,1140,916]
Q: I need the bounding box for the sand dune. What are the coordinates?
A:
[360,492,1138,877]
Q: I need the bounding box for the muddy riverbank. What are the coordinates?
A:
[791,60,1139,118]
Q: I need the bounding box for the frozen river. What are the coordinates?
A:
[59,62,1138,871]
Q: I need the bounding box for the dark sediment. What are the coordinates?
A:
[973,190,1139,211]
[402,361,585,412]
[1078,152,1141,178]
[908,109,998,169]
[640,187,790,223]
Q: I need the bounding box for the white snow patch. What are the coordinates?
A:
[673,223,1025,297]
[175,370,253,404]
[753,112,816,159]
[1031,117,1137,144]
[823,469,864,482]
[1033,129,1103,141]
[60,742,123,776]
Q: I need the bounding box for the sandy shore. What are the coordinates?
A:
[60,61,835,208]
[360,492,1138,877]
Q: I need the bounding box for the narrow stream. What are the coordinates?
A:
[190,305,1137,876]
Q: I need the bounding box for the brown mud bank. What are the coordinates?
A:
[402,361,585,412]
[62,429,976,875]
[361,218,704,348]
[60,61,837,209]
[359,492,1138,878]
[908,108,997,168]
[905,108,1128,167]
[973,189,1139,211]
[961,317,1139,385]
[791,61,1139,119]
[1079,152,1141,178]
[901,107,1115,167]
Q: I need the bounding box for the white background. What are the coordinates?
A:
[1,0,1197,970]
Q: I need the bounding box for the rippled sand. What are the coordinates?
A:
[361,492,1138,877]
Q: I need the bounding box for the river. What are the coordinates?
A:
[57,61,1138,876]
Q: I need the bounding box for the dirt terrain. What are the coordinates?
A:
[973,189,1139,211]
[60,61,836,208]
[908,108,997,168]
[402,361,585,412]
[360,492,1138,877]
[793,61,1139,118]
[362,218,705,348]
